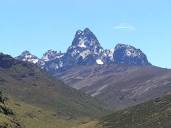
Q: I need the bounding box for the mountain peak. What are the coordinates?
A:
[42,49,64,61]
[16,29,151,72]
[65,28,104,65]
[43,49,58,56]
[72,28,101,47]
[115,43,130,47]
[83,27,92,33]
[16,51,39,64]
[75,29,82,36]
[113,43,150,65]
[21,50,31,55]
[0,53,18,68]
[75,28,92,36]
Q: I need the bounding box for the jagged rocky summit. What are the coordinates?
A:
[16,28,150,73]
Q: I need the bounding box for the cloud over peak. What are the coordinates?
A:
[114,23,136,31]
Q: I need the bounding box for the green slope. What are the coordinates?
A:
[7,98,87,128]
[0,91,86,128]
[0,91,22,128]
[96,94,171,128]
[0,53,109,127]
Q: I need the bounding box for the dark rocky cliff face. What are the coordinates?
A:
[113,44,150,65]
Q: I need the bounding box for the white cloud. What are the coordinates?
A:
[114,23,136,31]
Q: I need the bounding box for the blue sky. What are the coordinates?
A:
[0,0,170,68]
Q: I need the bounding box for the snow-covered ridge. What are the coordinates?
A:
[16,51,39,64]
[16,28,150,72]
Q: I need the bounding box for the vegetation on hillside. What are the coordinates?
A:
[0,91,22,128]
[0,90,95,128]
[97,94,171,128]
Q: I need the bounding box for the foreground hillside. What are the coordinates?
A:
[0,91,90,128]
[7,98,86,128]
[0,91,21,128]
[0,53,109,127]
[78,94,171,128]
[100,94,171,128]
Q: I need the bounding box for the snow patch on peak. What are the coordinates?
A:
[126,49,135,56]
[79,50,91,59]
[32,59,39,64]
[78,38,87,48]
[96,59,104,65]
[16,51,39,64]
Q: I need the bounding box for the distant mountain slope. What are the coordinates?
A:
[97,93,171,128]
[56,64,171,109]
[0,53,108,119]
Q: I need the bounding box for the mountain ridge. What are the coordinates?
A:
[16,28,150,73]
